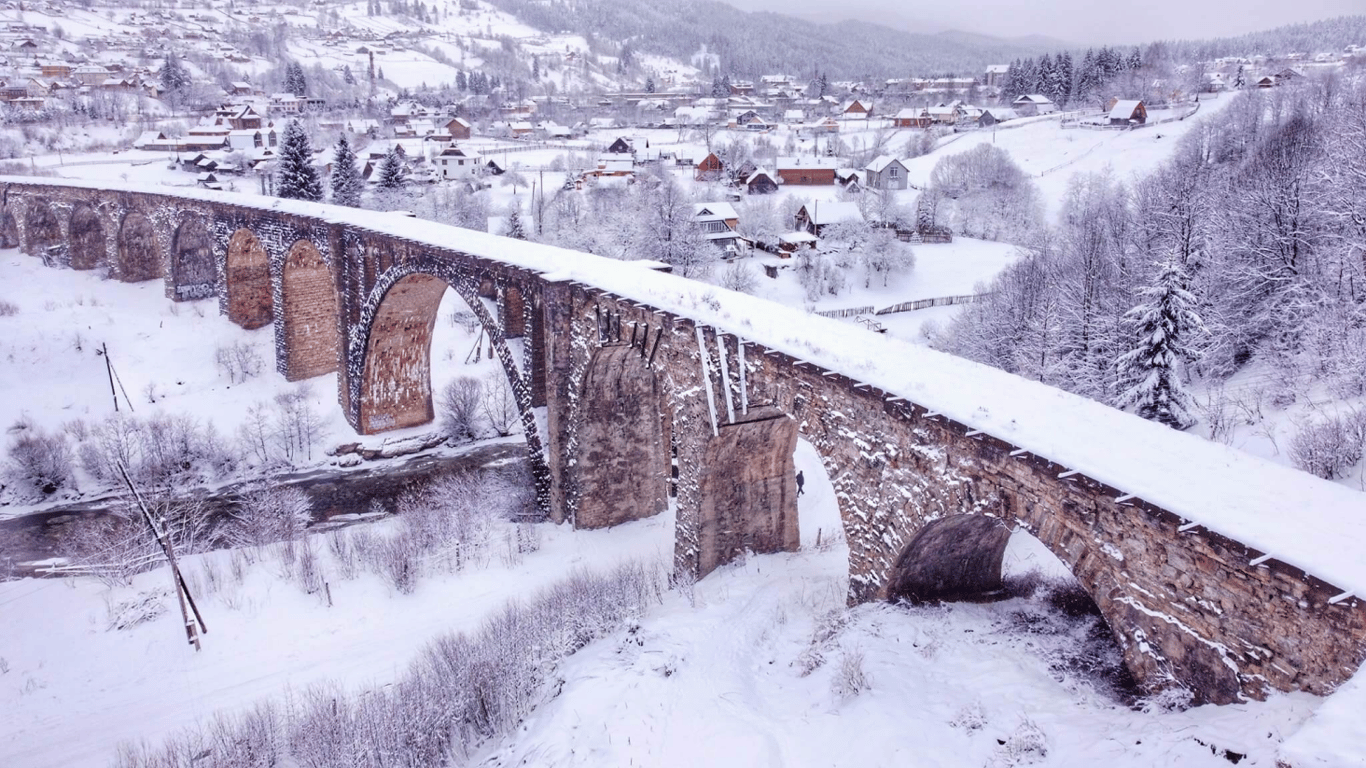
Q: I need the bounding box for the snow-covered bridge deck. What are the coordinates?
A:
[3,176,1364,704]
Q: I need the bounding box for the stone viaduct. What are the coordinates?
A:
[4,177,1365,707]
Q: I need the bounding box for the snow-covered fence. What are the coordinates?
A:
[814,305,874,319]
[875,293,990,315]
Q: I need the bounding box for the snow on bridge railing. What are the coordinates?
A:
[6,176,1366,600]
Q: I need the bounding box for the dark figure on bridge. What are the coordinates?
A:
[796,470,805,496]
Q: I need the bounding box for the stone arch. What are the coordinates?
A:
[357,270,527,435]
[67,204,106,270]
[281,240,339,380]
[169,215,216,300]
[225,228,272,329]
[886,515,1012,603]
[23,198,61,258]
[116,211,161,282]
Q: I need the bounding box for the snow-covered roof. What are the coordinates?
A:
[776,156,839,171]
[1013,94,1054,104]
[692,202,737,222]
[1108,99,1144,120]
[865,155,905,173]
[779,231,818,245]
[985,64,1010,73]
[895,107,926,119]
[803,201,863,226]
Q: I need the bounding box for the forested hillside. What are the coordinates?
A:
[935,80,1366,479]
[480,0,1056,78]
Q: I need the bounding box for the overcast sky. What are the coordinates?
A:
[722,0,1363,45]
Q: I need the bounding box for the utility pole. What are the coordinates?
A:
[117,462,207,651]
[102,342,118,412]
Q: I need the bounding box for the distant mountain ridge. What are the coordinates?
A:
[480,0,1059,79]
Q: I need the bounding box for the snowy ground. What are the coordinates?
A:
[0,441,1347,767]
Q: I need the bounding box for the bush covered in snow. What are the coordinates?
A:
[1288,412,1366,480]
[3,426,74,500]
[112,562,662,768]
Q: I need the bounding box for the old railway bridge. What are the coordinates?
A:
[4,177,1365,706]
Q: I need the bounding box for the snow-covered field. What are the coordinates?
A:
[1,457,1352,767]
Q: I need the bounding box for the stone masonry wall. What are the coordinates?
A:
[281,240,340,381]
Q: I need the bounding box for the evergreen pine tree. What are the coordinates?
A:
[645,76,655,93]
[818,72,829,98]
[457,70,467,91]
[376,145,406,189]
[160,53,190,92]
[1126,48,1143,71]
[342,65,355,85]
[276,119,323,202]
[503,204,526,240]
[1055,51,1074,107]
[330,135,362,208]
[532,56,540,79]
[285,62,307,97]
[1115,259,1206,430]
[1036,53,1054,99]
[1233,64,1246,89]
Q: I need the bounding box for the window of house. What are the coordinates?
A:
[889,166,898,178]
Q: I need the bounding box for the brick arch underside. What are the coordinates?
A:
[170,216,216,301]
[117,212,160,283]
[282,240,339,380]
[882,506,1241,705]
[226,229,272,329]
[68,204,105,270]
[359,273,455,433]
[23,199,61,257]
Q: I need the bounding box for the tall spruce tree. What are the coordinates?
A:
[502,204,526,240]
[376,145,406,189]
[330,135,362,208]
[1115,259,1206,429]
[160,53,191,93]
[285,62,308,96]
[276,119,323,202]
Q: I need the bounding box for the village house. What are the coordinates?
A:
[894,107,932,128]
[926,101,966,125]
[696,152,724,181]
[270,93,303,115]
[841,99,872,119]
[795,200,864,236]
[445,117,472,140]
[983,64,1010,87]
[38,60,71,78]
[229,81,253,96]
[1012,94,1057,117]
[692,202,742,253]
[775,156,839,185]
[435,145,482,181]
[977,107,1018,128]
[225,105,264,130]
[746,168,778,195]
[606,136,635,154]
[865,156,910,190]
[72,64,108,86]
[1107,99,1147,125]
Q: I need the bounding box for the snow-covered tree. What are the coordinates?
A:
[330,135,363,208]
[1115,259,1205,429]
[276,120,323,202]
[284,61,308,97]
[160,53,191,93]
[375,146,406,189]
[503,204,527,240]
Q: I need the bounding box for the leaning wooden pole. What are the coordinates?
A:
[116,462,206,650]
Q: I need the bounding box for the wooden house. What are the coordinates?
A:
[795,201,864,236]
[1011,94,1057,117]
[894,108,931,128]
[1106,99,1147,125]
[696,152,724,181]
[865,156,910,190]
[775,156,838,186]
[746,169,778,195]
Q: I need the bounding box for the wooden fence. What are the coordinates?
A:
[874,293,990,315]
